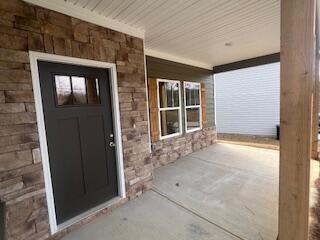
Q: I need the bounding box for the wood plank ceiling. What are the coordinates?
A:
[34,0,281,68]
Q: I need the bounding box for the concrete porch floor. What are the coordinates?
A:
[62,143,281,240]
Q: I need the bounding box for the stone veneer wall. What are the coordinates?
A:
[0,1,153,239]
[146,57,217,168]
[151,128,217,168]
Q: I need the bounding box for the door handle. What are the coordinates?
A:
[109,141,116,147]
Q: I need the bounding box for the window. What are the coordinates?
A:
[184,82,202,132]
[55,75,100,106]
[157,79,182,139]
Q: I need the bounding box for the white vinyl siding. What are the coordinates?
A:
[214,62,280,137]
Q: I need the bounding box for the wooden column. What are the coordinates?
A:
[312,2,320,160]
[279,0,316,239]
[311,64,319,160]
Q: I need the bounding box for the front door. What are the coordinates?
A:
[38,61,118,224]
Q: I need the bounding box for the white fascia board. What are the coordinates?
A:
[23,0,145,39]
[145,48,213,70]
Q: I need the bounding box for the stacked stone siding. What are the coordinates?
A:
[0,1,152,239]
[0,1,218,239]
[151,128,217,168]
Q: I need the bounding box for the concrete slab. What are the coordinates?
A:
[62,142,318,240]
[153,143,279,240]
[62,190,238,240]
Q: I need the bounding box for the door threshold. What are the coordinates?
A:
[57,196,124,233]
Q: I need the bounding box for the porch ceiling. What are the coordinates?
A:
[25,0,280,69]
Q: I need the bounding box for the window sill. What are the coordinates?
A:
[186,127,202,134]
[158,127,204,141]
[159,132,182,140]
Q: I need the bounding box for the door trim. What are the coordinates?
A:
[29,51,126,234]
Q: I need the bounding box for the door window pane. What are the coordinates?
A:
[55,75,100,106]
[186,108,200,131]
[87,78,100,104]
[160,110,180,136]
[71,77,87,104]
[55,76,72,105]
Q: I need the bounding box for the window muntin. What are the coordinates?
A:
[184,82,202,132]
[55,75,100,106]
[158,79,182,139]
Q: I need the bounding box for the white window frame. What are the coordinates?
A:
[184,81,202,133]
[157,78,182,140]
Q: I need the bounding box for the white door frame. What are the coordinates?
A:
[29,51,126,234]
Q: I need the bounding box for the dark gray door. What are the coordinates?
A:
[38,61,118,224]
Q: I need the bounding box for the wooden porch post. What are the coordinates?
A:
[311,61,319,160]
[312,2,320,160]
[279,0,316,239]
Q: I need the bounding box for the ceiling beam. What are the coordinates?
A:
[145,48,213,70]
[213,53,280,74]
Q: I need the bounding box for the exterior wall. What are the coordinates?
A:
[218,133,279,150]
[151,128,216,168]
[146,56,215,128]
[0,1,152,239]
[215,62,280,137]
[146,56,217,168]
